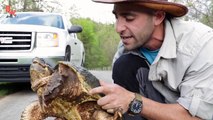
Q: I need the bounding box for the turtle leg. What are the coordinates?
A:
[113,108,123,120]
[92,110,119,120]
[21,101,46,120]
[54,118,66,120]
[93,109,122,120]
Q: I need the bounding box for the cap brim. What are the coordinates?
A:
[92,0,188,17]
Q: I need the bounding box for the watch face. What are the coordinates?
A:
[131,100,142,114]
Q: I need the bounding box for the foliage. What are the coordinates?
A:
[172,0,213,28]
[71,18,120,69]
[95,23,120,67]
[1,0,65,13]
[0,82,31,97]
[186,0,213,28]
[3,0,43,12]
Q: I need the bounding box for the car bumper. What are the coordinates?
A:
[0,56,64,82]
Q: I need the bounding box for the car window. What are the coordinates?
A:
[0,13,65,29]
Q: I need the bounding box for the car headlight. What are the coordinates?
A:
[36,32,58,47]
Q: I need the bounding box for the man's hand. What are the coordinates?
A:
[89,80,135,113]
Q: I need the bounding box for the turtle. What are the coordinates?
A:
[21,57,122,120]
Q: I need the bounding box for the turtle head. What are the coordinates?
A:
[42,62,82,105]
[30,57,54,92]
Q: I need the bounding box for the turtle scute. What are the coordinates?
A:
[21,57,122,120]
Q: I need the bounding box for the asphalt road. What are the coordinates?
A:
[0,70,113,120]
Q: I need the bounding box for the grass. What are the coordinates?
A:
[0,82,31,97]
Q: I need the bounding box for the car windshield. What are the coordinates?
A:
[0,13,64,29]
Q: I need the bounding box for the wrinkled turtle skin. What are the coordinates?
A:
[21,57,122,120]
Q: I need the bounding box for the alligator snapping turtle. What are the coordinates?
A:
[21,57,122,120]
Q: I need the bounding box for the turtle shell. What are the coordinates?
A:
[21,58,122,120]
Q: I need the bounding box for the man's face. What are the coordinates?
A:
[113,3,155,50]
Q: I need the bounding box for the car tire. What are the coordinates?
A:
[64,47,71,61]
[81,59,84,67]
[81,52,85,66]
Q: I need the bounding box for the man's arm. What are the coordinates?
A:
[89,81,201,120]
[141,96,201,120]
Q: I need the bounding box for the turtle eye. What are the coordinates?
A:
[32,57,45,63]
[39,58,46,64]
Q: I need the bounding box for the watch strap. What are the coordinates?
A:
[135,93,142,101]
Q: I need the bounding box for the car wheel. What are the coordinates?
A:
[81,59,84,67]
[64,47,71,61]
[81,52,85,66]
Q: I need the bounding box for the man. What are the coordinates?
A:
[90,0,213,120]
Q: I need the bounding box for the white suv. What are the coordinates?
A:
[0,12,85,82]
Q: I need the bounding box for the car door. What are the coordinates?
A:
[69,33,82,65]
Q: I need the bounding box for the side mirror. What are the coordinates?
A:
[68,25,83,33]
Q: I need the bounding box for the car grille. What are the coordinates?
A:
[0,64,30,82]
[0,31,32,51]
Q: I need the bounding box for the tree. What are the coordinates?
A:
[172,0,213,27]
[1,0,66,13]
[95,23,120,67]
[186,0,213,27]
[71,18,107,69]
[71,18,120,69]
[1,0,78,19]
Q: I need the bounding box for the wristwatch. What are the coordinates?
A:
[128,93,143,115]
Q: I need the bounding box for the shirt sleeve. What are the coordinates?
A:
[177,38,213,120]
